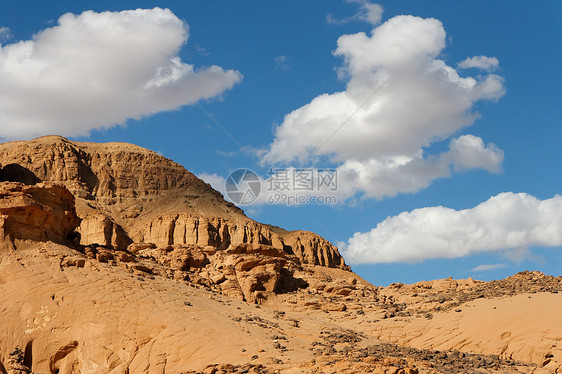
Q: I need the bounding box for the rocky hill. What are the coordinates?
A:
[0,137,560,374]
[0,136,347,270]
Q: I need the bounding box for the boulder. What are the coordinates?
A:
[0,182,80,244]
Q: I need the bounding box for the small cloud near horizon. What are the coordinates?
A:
[344,192,562,264]
[472,263,507,272]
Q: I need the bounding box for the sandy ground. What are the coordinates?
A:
[2,241,560,373]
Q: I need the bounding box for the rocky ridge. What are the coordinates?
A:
[0,136,347,270]
[364,271,562,320]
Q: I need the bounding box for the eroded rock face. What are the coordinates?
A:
[0,182,80,244]
[0,136,348,270]
[0,175,335,305]
[282,231,347,269]
[136,243,301,304]
[79,214,131,249]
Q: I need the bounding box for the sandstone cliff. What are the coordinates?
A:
[0,136,347,270]
[0,182,80,245]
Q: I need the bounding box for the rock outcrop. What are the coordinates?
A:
[0,182,80,244]
[281,230,345,268]
[0,179,326,304]
[0,136,347,270]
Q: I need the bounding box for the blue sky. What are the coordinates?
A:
[1,1,560,285]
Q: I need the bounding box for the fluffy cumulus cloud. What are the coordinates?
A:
[344,193,562,264]
[0,8,242,140]
[262,13,505,200]
[458,56,499,71]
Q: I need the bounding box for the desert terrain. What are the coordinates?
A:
[0,136,560,374]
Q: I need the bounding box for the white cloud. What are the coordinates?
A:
[262,15,505,200]
[327,1,383,26]
[447,135,504,173]
[0,8,242,140]
[472,264,507,272]
[333,134,503,200]
[458,55,499,71]
[344,193,562,264]
[274,55,291,71]
[0,27,11,42]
